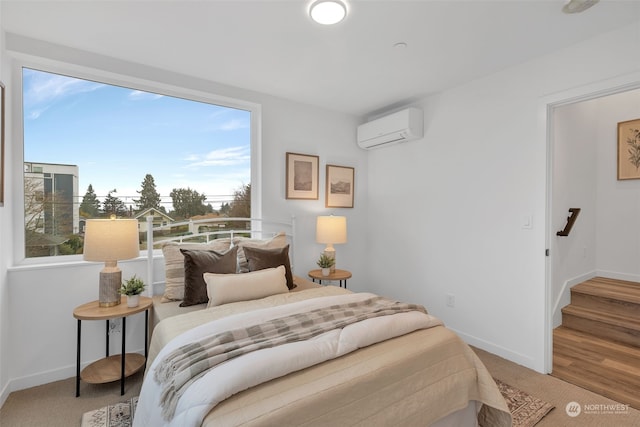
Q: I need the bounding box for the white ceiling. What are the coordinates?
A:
[3,1,640,117]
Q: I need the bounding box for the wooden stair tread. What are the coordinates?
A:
[571,277,640,304]
[553,326,640,409]
[554,326,640,361]
[561,304,640,329]
[554,278,640,409]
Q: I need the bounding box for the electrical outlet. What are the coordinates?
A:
[446,294,455,308]
[109,319,121,334]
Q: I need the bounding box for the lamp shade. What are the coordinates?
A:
[83,218,140,262]
[316,215,347,244]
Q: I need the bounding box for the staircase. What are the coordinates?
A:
[552,277,640,410]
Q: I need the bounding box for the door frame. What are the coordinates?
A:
[542,72,640,373]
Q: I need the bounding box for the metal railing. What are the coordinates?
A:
[142,216,295,296]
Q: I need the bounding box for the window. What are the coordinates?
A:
[22,68,252,258]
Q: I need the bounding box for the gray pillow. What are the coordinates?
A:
[179,246,238,307]
[243,244,296,290]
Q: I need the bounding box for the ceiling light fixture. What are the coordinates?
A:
[562,0,599,14]
[310,0,347,25]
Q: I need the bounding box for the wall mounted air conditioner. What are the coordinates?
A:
[357,107,424,149]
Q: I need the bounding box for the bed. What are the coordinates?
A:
[133,219,511,427]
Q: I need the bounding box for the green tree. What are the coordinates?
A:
[79,184,101,218]
[219,202,230,216]
[102,189,128,217]
[169,187,207,219]
[134,174,163,213]
[229,183,251,218]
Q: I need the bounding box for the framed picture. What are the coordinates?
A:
[618,118,640,180]
[285,152,319,200]
[326,164,354,208]
[0,81,4,205]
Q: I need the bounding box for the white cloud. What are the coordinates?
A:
[217,119,248,131]
[23,69,104,113]
[185,146,250,168]
[128,90,163,101]
[207,110,249,131]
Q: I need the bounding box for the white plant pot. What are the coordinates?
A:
[321,268,331,277]
[127,294,140,308]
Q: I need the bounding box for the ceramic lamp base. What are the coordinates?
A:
[99,264,122,307]
[323,247,336,273]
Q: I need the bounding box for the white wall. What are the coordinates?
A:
[0,5,10,409]
[0,35,365,401]
[594,90,640,280]
[1,14,640,403]
[366,22,640,373]
[551,100,599,326]
[551,88,640,327]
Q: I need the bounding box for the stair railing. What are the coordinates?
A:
[556,208,581,236]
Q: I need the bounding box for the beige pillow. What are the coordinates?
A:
[233,232,288,273]
[204,265,289,307]
[161,238,231,302]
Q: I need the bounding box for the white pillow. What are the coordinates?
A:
[204,265,289,307]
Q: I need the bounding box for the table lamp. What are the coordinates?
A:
[316,215,347,272]
[83,217,140,307]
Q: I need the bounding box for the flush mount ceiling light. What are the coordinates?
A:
[562,0,599,14]
[310,0,347,25]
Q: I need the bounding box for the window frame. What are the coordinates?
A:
[11,59,261,267]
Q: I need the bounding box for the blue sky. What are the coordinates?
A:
[22,68,251,211]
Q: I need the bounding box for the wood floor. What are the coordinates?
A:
[552,277,640,410]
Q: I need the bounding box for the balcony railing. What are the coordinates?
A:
[141,216,295,296]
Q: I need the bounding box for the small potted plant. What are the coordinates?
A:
[119,275,146,307]
[316,253,335,277]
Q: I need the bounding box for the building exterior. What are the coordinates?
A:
[24,162,79,256]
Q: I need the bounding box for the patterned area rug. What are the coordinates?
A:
[495,378,555,427]
[81,380,553,427]
[81,397,137,427]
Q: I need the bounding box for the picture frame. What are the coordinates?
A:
[0,81,4,205]
[617,118,640,180]
[285,152,319,200]
[326,164,354,208]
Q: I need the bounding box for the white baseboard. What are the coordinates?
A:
[7,364,78,394]
[449,328,542,373]
[550,269,639,331]
[0,381,9,410]
[552,270,597,328]
[595,270,640,283]
[0,348,145,401]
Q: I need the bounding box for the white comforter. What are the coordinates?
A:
[134,292,443,427]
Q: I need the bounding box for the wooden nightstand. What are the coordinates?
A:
[73,296,152,396]
[308,269,352,289]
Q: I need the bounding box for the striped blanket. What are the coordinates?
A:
[154,296,426,421]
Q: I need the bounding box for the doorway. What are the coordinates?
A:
[545,82,640,372]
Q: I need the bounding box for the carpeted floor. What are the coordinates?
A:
[79,378,554,427]
[2,347,640,426]
[475,347,640,426]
